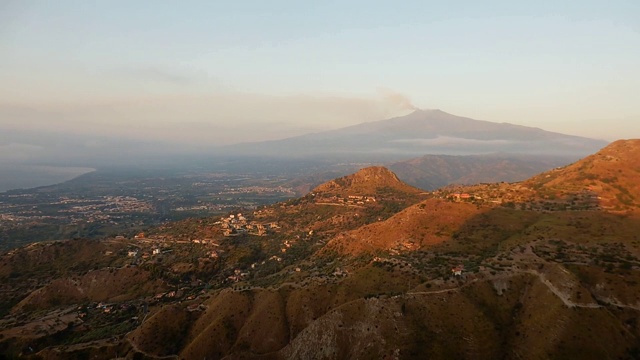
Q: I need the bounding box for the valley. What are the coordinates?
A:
[0,140,639,358]
[0,169,300,252]
[4,1,638,358]
[0,151,578,253]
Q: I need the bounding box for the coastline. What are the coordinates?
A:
[0,165,96,192]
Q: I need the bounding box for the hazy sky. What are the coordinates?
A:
[1,0,639,154]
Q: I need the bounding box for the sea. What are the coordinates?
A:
[0,165,95,192]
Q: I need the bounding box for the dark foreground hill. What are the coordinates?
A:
[1,141,640,359]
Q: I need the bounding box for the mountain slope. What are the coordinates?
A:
[388,153,576,190]
[3,141,640,359]
[223,109,608,157]
[312,166,422,196]
[324,140,640,256]
[524,139,640,211]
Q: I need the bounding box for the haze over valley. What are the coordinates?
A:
[0,108,605,192]
[1,2,640,359]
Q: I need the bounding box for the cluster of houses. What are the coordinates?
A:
[313,194,377,206]
[451,265,465,276]
[153,290,178,301]
[281,240,294,253]
[126,246,173,259]
[95,301,135,314]
[450,193,473,201]
[228,269,250,282]
[333,267,349,277]
[220,213,279,237]
[436,183,529,205]
[439,183,602,212]
[113,229,225,264]
[56,196,153,224]
[347,195,377,204]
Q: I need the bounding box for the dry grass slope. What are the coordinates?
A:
[312,166,422,196]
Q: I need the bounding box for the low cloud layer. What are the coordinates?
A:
[391,136,516,146]
[0,91,415,166]
[1,92,414,145]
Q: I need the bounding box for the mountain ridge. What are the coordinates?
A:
[524,138,640,211]
[323,139,640,255]
[388,152,577,190]
[222,109,608,157]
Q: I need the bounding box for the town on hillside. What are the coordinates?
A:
[434,182,602,212]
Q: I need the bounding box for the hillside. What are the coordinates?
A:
[325,140,640,256]
[311,166,423,196]
[1,142,640,359]
[222,109,608,157]
[388,153,576,190]
[280,153,573,195]
[524,139,640,211]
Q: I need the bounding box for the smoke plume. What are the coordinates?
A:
[377,88,417,111]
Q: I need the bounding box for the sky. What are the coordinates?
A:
[1,0,640,164]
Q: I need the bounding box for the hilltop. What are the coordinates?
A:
[1,141,640,359]
[312,166,422,196]
[325,140,640,256]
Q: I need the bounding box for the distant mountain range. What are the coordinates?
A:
[223,109,608,158]
[283,153,580,194]
[388,153,577,190]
